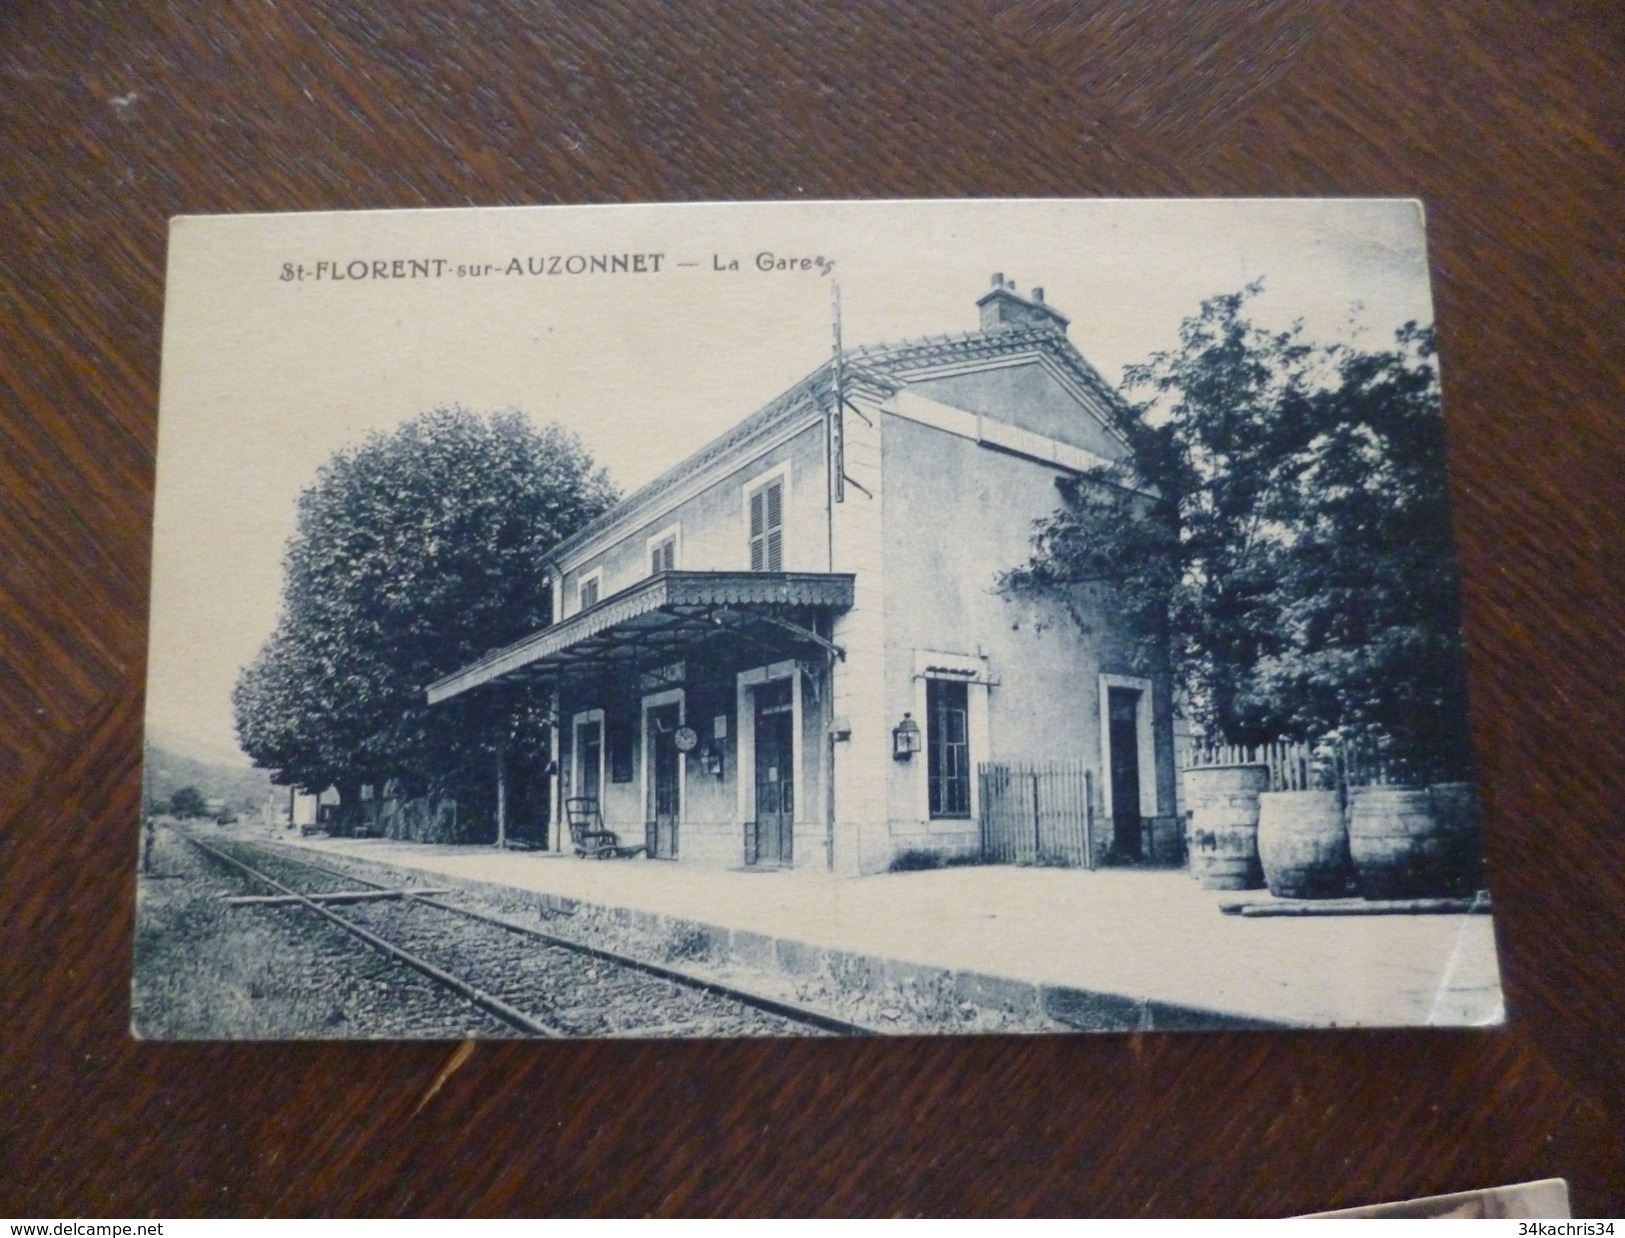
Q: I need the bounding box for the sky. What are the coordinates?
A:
[147,198,1436,761]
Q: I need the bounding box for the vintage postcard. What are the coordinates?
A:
[136,199,1503,1038]
[1305,1178,1571,1219]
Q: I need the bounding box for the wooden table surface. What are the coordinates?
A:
[3,1,1622,1218]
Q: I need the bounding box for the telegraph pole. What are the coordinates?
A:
[830,281,846,506]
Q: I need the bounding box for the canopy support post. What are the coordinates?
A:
[495,744,506,849]
[549,690,562,852]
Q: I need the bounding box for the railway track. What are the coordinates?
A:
[185,832,874,1039]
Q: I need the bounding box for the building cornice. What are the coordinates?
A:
[853,326,1135,451]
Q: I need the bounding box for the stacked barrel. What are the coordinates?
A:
[1184,759,1484,900]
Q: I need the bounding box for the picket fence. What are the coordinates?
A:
[978,761,1097,868]
[1183,738,1397,791]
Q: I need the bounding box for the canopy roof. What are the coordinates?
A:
[426,571,855,704]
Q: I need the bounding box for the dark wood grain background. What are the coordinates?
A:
[3,0,1623,1217]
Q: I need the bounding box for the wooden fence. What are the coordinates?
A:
[978,761,1096,868]
[1184,738,1396,791]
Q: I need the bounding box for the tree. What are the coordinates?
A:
[168,786,208,819]
[1004,285,1471,781]
[233,408,617,807]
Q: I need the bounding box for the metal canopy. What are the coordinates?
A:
[426,571,855,704]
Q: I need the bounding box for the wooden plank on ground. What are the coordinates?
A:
[219,888,453,907]
[1225,896,1491,918]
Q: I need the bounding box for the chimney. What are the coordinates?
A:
[977,274,1069,334]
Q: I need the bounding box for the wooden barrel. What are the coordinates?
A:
[1427,781,1486,896]
[1184,764,1269,890]
[1145,815,1186,866]
[1349,785,1477,900]
[1257,789,1351,899]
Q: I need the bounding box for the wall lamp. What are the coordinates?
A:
[892,712,921,760]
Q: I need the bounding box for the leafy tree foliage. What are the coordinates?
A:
[233,408,617,804]
[1006,285,1471,780]
[168,785,209,819]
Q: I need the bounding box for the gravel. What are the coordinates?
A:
[187,832,825,1039]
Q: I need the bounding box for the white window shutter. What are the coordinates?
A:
[765,482,783,571]
[749,489,765,571]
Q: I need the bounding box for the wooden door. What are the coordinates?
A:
[646,704,680,858]
[753,679,794,865]
[1108,687,1143,861]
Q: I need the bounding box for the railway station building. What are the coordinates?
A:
[427,276,1178,875]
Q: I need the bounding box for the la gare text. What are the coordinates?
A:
[279,251,834,282]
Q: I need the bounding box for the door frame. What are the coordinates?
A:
[1098,673,1156,820]
[736,661,802,838]
[640,687,686,839]
[571,708,606,807]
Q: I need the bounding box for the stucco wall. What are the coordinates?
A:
[879,413,1175,860]
[558,417,830,613]
[827,388,890,875]
[907,359,1126,463]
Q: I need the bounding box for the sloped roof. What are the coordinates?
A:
[542,363,834,566]
[852,323,1133,435]
[427,570,855,701]
[545,323,1130,568]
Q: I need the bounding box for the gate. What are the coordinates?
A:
[978,761,1096,868]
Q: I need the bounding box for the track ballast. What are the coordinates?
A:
[185,833,872,1039]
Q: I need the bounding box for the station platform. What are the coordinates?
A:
[272,830,1504,1031]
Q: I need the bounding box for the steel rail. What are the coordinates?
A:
[186,833,566,1038]
[225,834,877,1037]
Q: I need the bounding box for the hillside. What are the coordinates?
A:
[141,733,275,815]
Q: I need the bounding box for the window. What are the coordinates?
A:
[748,478,784,572]
[578,571,601,610]
[608,720,635,783]
[650,536,676,574]
[927,679,971,818]
[646,524,681,576]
